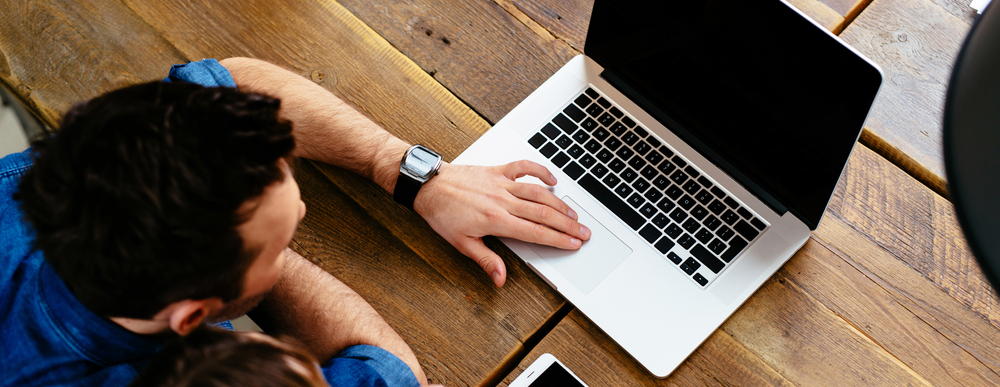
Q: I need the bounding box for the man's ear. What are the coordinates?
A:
[166,299,216,336]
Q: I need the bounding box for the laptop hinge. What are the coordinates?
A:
[599,69,792,220]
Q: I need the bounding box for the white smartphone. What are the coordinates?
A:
[508,353,590,387]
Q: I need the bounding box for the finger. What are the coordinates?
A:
[501,160,557,186]
[456,238,508,287]
[494,215,585,251]
[505,198,590,241]
[507,182,580,221]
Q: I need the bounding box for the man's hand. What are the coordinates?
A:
[414,160,592,287]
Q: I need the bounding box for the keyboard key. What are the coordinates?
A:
[682,218,700,233]
[695,228,714,244]
[579,174,644,230]
[628,155,646,170]
[734,220,760,241]
[654,237,675,254]
[610,122,628,136]
[644,188,663,203]
[721,236,748,263]
[690,205,709,220]
[704,215,722,231]
[528,133,547,148]
[691,244,724,273]
[737,207,753,219]
[552,152,570,167]
[693,273,708,286]
[652,175,671,190]
[721,210,739,225]
[632,178,650,193]
[708,238,726,255]
[581,118,598,132]
[585,88,599,98]
[657,159,677,175]
[584,140,602,154]
[586,103,603,117]
[621,168,638,183]
[603,174,621,188]
[605,137,623,151]
[598,112,616,127]
[627,193,644,208]
[751,217,767,231]
[695,189,712,204]
[639,224,660,243]
[564,162,584,180]
[711,186,726,198]
[572,130,590,144]
[609,106,623,118]
[665,185,684,200]
[634,141,652,156]
[683,180,700,194]
[645,149,665,165]
[670,169,689,185]
[659,146,675,159]
[591,163,609,178]
[615,147,634,161]
[652,213,670,228]
[564,104,586,122]
[708,200,726,215]
[580,154,597,168]
[679,257,700,274]
[615,183,633,199]
[574,94,592,108]
[716,225,735,242]
[639,203,657,218]
[665,223,683,239]
[540,143,558,157]
[666,251,682,264]
[568,145,584,158]
[684,165,700,179]
[556,135,573,149]
[656,197,676,213]
[724,197,740,209]
[632,125,647,137]
[596,149,614,163]
[622,132,639,146]
[593,127,610,141]
[609,158,626,173]
[669,208,688,223]
[697,176,713,190]
[641,165,658,180]
[677,195,696,210]
[596,97,611,108]
[622,116,637,128]
[672,155,687,168]
[554,114,577,133]
[646,136,661,148]
[542,123,560,139]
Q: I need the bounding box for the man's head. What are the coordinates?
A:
[16,81,301,332]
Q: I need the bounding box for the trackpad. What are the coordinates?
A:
[527,196,632,295]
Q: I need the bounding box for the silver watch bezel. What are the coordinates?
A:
[399,144,443,183]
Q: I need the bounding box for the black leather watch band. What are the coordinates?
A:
[393,173,423,210]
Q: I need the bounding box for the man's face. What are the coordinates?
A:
[208,158,306,322]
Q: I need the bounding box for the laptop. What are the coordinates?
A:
[454,0,883,377]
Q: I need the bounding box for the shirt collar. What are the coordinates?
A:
[37,262,167,367]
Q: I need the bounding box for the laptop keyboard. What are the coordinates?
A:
[526,87,769,288]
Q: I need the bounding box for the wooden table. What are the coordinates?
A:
[1,0,996,385]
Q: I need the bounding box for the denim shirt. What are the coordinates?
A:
[0,59,419,387]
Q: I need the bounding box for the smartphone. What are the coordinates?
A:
[508,353,589,387]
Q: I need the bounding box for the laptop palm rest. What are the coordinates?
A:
[527,196,632,295]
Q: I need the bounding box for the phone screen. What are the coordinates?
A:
[529,361,586,387]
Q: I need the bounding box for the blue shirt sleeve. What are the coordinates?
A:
[321,345,420,387]
[162,58,237,88]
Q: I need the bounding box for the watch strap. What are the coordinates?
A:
[393,173,423,210]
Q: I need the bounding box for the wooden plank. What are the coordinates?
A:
[839,0,975,186]
[0,0,187,127]
[499,309,796,387]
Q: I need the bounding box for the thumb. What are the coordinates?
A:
[458,238,508,287]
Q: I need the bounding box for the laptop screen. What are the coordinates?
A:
[585,0,882,229]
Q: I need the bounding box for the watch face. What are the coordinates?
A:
[406,147,440,178]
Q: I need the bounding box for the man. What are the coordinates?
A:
[0,58,591,386]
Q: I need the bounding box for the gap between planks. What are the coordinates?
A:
[481,302,574,387]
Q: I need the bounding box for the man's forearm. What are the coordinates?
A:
[219,57,406,192]
[250,248,427,385]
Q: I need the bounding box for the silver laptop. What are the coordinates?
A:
[454,0,883,377]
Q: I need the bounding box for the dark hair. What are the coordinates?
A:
[128,327,324,387]
[16,81,295,318]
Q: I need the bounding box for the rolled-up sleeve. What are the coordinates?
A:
[321,345,421,387]
[162,58,237,88]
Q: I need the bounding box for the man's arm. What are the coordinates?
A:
[250,248,428,385]
[219,57,591,287]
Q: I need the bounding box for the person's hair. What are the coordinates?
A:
[15,81,296,318]
[128,326,325,387]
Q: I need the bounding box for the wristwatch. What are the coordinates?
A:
[393,144,443,209]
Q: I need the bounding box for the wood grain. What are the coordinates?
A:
[839,0,975,186]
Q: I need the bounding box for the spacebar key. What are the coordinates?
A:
[579,174,645,230]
